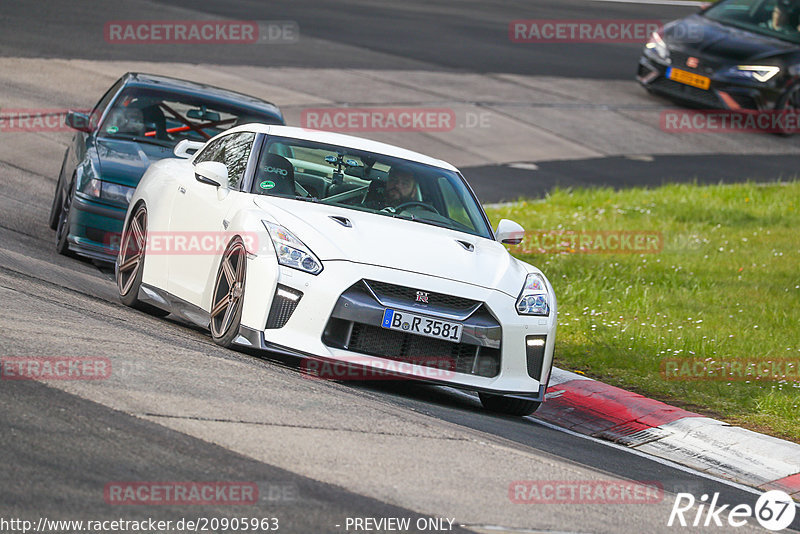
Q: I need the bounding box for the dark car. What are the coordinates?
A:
[49,72,285,262]
[637,0,800,113]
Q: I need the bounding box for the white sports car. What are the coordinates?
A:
[116,125,556,416]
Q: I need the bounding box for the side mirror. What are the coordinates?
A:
[174,139,205,159]
[496,219,525,245]
[65,110,91,133]
[195,161,229,188]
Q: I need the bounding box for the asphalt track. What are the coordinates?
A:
[1,1,799,533]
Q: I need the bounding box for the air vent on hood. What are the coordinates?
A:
[329,215,352,228]
[456,240,475,252]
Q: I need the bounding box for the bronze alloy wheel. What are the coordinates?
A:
[117,204,148,297]
[210,238,247,341]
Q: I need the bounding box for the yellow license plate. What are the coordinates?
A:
[668,67,711,90]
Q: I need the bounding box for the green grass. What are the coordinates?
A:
[484,181,800,442]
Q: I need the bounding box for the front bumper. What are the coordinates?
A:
[68,193,126,263]
[235,259,557,400]
[637,54,782,111]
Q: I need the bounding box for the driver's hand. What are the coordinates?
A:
[380,206,396,214]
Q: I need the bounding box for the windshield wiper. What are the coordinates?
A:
[294,195,319,203]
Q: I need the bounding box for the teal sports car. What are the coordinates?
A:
[49,72,285,262]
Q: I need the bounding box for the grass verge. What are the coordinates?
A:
[484,181,800,442]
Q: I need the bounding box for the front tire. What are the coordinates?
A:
[479,393,541,416]
[209,237,247,348]
[775,83,800,136]
[48,173,64,230]
[54,184,75,256]
[116,204,169,317]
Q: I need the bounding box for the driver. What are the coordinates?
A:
[384,166,418,206]
[761,0,800,32]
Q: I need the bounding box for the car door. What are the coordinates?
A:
[166,131,257,308]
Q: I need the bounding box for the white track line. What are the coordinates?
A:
[589,0,705,6]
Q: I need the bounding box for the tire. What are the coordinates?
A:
[209,237,247,348]
[54,184,75,256]
[48,174,64,230]
[774,82,800,136]
[116,203,169,317]
[479,393,541,416]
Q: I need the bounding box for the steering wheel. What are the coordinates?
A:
[393,201,440,215]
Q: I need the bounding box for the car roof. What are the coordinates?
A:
[223,124,459,172]
[120,72,284,123]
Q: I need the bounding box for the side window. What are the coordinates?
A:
[193,132,256,190]
[89,77,125,131]
[194,138,226,165]
[223,133,256,189]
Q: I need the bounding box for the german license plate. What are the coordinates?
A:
[381,309,462,343]
[667,67,710,90]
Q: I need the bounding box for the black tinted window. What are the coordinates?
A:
[195,132,256,189]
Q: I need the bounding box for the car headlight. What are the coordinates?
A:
[79,177,102,198]
[724,65,780,83]
[645,31,669,61]
[516,273,549,316]
[101,182,135,205]
[262,221,323,275]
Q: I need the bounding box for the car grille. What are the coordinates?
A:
[669,52,719,75]
[345,322,500,377]
[650,77,723,109]
[322,280,502,378]
[364,279,480,317]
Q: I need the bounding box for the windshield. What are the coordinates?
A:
[98,87,281,146]
[251,136,493,239]
[704,0,800,44]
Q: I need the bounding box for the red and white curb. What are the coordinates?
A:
[537,368,800,501]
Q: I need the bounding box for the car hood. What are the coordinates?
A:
[665,15,797,63]
[253,197,532,296]
[95,137,175,187]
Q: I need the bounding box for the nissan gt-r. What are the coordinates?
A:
[116,125,557,416]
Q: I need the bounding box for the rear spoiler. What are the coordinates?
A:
[173,139,205,159]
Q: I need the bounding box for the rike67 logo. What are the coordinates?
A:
[668,490,796,531]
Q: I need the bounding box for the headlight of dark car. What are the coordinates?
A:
[101,182,136,204]
[645,31,670,61]
[723,65,781,83]
[79,179,135,204]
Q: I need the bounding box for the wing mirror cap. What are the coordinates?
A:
[65,110,91,133]
[194,161,229,188]
[495,219,525,245]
